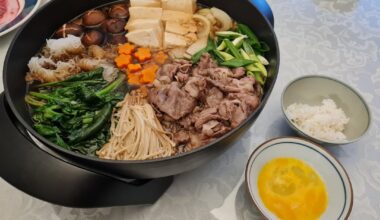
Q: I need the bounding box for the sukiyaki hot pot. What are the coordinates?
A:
[3,0,279,181]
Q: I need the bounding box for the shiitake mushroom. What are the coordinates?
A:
[109,4,129,19]
[103,18,126,34]
[55,23,83,38]
[72,18,83,26]
[107,32,127,45]
[81,30,104,46]
[82,9,107,27]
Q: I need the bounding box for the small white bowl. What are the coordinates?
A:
[281,75,371,145]
[245,137,353,220]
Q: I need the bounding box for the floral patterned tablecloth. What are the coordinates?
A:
[0,0,379,219]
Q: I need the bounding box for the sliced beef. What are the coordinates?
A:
[174,131,190,145]
[206,76,255,94]
[179,115,194,129]
[192,53,218,76]
[157,63,178,80]
[206,78,241,93]
[202,120,231,138]
[197,53,218,69]
[231,67,246,78]
[157,60,192,81]
[194,108,223,130]
[150,53,263,153]
[208,67,233,80]
[184,76,207,98]
[205,87,223,107]
[228,92,260,112]
[149,82,196,120]
[175,72,189,83]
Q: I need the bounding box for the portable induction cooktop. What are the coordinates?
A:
[0,93,173,208]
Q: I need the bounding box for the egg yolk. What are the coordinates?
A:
[258,158,328,220]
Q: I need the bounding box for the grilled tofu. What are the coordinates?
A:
[126,28,163,48]
[129,7,163,20]
[165,21,188,35]
[126,19,164,33]
[161,0,195,14]
[164,32,188,48]
[161,10,192,23]
[130,0,161,7]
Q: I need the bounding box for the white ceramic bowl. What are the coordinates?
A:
[245,137,353,220]
[281,75,371,145]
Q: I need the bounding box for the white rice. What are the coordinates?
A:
[286,99,350,141]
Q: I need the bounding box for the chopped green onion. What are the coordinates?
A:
[232,35,247,48]
[237,23,260,48]
[217,41,226,51]
[224,39,242,59]
[219,51,235,60]
[257,55,269,65]
[220,59,254,68]
[216,31,244,38]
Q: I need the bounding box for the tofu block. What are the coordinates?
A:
[126,28,163,48]
[161,0,195,14]
[165,21,188,35]
[126,19,163,32]
[130,0,161,7]
[164,32,188,48]
[161,10,192,23]
[129,7,163,20]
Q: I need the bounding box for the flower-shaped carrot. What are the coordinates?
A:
[127,63,142,73]
[118,43,135,55]
[115,54,132,69]
[154,51,168,64]
[140,64,159,84]
[127,72,141,85]
[134,47,151,62]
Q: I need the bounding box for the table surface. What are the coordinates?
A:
[1,0,380,219]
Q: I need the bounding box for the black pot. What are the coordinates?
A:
[3,0,279,180]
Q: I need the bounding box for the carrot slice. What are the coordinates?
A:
[134,47,152,62]
[127,63,142,73]
[127,72,141,85]
[154,51,168,64]
[118,43,135,55]
[140,64,159,84]
[115,54,132,69]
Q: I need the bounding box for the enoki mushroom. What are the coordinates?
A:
[97,92,175,160]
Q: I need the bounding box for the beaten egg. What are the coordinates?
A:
[258,158,328,220]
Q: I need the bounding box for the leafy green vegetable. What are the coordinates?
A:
[27,69,126,156]
[67,103,112,144]
[25,95,45,107]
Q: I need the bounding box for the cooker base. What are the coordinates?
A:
[0,93,173,208]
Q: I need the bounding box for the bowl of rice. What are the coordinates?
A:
[281,75,371,145]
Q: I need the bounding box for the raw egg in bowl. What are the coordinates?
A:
[245,137,353,220]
